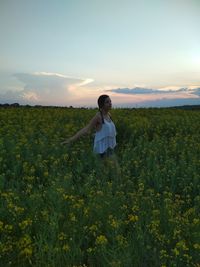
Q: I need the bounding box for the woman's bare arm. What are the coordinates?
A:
[61,113,101,145]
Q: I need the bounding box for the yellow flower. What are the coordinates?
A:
[19,219,32,230]
[160,249,168,259]
[16,154,21,159]
[173,248,180,256]
[96,190,103,196]
[14,206,25,214]
[89,224,98,232]
[110,260,122,267]
[4,224,13,232]
[63,194,74,201]
[193,218,200,225]
[18,234,33,257]
[19,247,33,257]
[58,232,67,241]
[73,199,84,209]
[128,214,139,223]
[30,166,35,175]
[84,207,89,216]
[175,240,189,251]
[62,244,70,252]
[43,171,49,177]
[95,235,108,246]
[0,221,4,231]
[116,235,128,247]
[56,187,64,194]
[108,216,120,229]
[110,219,119,229]
[193,243,200,250]
[69,213,76,222]
[87,247,94,253]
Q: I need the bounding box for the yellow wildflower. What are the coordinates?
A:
[43,171,49,177]
[69,213,76,222]
[193,243,200,250]
[62,244,70,252]
[19,219,32,230]
[128,214,139,223]
[0,221,4,231]
[58,232,67,241]
[95,235,108,246]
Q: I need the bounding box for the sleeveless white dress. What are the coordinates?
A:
[93,119,117,154]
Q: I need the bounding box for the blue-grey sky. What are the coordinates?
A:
[0,0,200,107]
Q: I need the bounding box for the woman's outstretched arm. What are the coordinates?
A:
[61,113,101,145]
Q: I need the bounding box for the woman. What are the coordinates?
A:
[61,95,117,159]
[61,94,121,180]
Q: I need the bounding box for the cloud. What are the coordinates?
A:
[191,88,200,96]
[0,90,24,103]
[1,73,200,108]
[108,86,200,96]
[105,85,200,108]
[137,97,200,108]
[0,72,94,105]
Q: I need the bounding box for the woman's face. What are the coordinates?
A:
[103,97,112,110]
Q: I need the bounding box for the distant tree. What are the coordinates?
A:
[11,103,20,107]
[34,105,42,108]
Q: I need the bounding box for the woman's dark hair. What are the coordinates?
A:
[97,94,111,124]
[97,94,109,110]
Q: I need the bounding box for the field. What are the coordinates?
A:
[0,106,200,267]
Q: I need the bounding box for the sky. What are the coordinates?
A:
[0,0,200,108]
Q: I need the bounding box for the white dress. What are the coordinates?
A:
[93,118,117,154]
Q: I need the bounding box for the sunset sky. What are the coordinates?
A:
[1,0,200,107]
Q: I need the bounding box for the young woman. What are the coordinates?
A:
[61,94,121,180]
[61,95,117,159]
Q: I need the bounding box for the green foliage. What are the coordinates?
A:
[0,107,200,267]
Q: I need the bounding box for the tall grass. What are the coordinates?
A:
[0,107,200,266]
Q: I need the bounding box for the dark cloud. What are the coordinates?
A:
[191,88,200,96]
[110,87,157,94]
[136,97,200,108]
[108,87,192,95]
[0,90,26,104]
[110,97,200,108]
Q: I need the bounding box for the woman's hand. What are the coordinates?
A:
[60,137,73,145]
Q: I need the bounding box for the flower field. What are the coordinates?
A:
[0,106,200,267]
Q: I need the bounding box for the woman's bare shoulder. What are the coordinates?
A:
[87,111,101,130]
[89,112,101,124]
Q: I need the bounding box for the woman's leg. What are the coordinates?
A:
[101,152,121,183]
[93,149,121,183]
